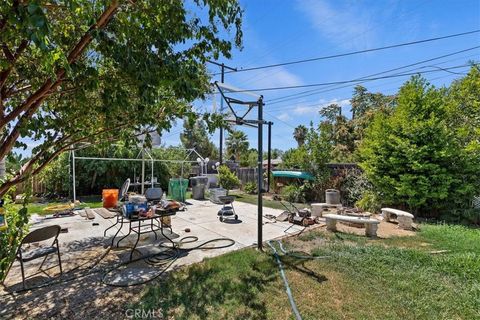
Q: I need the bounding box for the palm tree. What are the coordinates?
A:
[293,125,307,147]
[226,130,249,162]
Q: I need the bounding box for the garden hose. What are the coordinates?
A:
[1,245,114,296]
[101,236,236,287]
[266,240,329,320]
[277,241,330,260]
[2,235,236,294]
[267,240,302,320]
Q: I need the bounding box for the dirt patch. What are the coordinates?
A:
[0,241,149,319]
[283,216,416,254]
[336,217,416,238]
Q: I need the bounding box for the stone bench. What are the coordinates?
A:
[381,208,414,230]
[311,203,343,217]
[324,213,380,237]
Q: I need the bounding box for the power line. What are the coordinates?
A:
[264,111,296,129]
[266,71,458,113]
[230,0,432,89]
[267,47,480,105]
[267,72,464,114]
[214,29,480,76]
[220,64,470,93]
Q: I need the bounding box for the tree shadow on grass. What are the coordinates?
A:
[139,254,279,320]
[279,253,328,284]
[1,234,174,319]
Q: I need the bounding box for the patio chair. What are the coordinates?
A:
[3,225,63,289]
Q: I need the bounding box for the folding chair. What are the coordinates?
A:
[3,225,62,289]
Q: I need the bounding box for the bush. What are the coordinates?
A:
[359,76,480,217]
[356,190,381,213]
[244,182,257,194]
[0,194,30,282]
[281,182,311,203]
[339,168,372,207]
[217,165,240,192]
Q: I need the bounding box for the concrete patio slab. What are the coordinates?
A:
[3,198,313,291]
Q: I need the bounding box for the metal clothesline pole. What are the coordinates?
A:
[141,149,145,194]
[72,150,76,203]
[215,81,267,251]
[74,157,198,163]
[71,147,204,200]
[257,97,264,251]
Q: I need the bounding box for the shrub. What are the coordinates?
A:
[0,194,30,282]
[281,182,310,203]
[356,190,381,213]
[217,165,240,192]
[244,182,257,194]
[359,75,480,217]
[281,185,299,203]
[339,169,372,207]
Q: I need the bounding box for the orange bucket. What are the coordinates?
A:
[102,189,119,208]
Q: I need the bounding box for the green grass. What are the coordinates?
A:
[135,223,480,319]
[229,191,308,211]
[14,190,193,216]
[13,200,103,215]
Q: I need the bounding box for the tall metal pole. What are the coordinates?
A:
[151,159,154,188]
[72,150,76,202]
[141,149,145,194]
[267,121,272,193]
[257,97,264,251]
[219,64,225,164]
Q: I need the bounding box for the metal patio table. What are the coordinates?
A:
[105,208,177,260]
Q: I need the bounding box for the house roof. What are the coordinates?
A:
[262,158,282,165]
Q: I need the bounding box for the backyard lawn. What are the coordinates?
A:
[13,197,103,216]
[135,223,480,320]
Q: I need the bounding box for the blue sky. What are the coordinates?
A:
[15,0,480,157]
[161,0,480,154]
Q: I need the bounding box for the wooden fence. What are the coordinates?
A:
[235,167,268,190]
[13,176,46,196]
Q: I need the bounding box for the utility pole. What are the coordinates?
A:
[207,61,237,164]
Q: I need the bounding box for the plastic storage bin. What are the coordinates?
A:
[168,178,189,202]
[102,189,119,208]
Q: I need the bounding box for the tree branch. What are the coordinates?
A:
[0,1,121,129]
[0,122,153,197]
[0,40,28,93]
[0,1,123,160]
[1,44,15,62]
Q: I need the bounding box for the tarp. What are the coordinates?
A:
[272,171,314,180]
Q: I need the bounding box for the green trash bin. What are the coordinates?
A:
[168,178,189,202]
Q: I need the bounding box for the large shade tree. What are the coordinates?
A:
[0,0,243,197]
[360,71,480,218]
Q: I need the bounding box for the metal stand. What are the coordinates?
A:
[215,82,269,250]
[105,210,176,261]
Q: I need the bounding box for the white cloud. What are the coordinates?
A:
[296,0,377,50]
[237,66,303,90]
[293,98,351,115]
[277,112,292,121]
